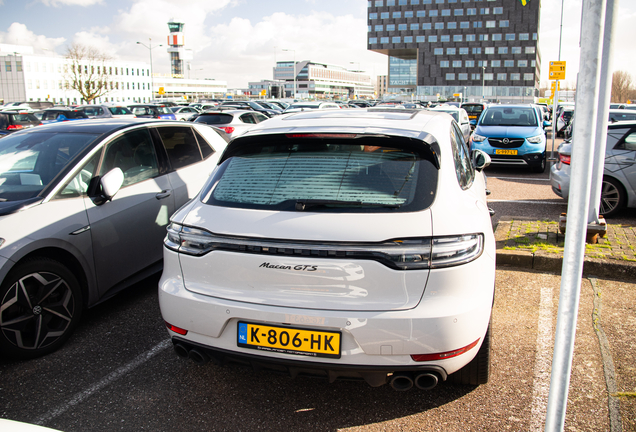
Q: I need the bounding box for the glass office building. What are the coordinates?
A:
[367,0,541,102]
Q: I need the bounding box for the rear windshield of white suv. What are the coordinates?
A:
[201,134,439,213]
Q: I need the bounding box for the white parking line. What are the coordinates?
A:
[530,285,555,432]
[35,339,171,425]
[488,199,566,205]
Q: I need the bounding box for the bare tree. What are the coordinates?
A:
[65,44,113,104]
[611,70,633,103]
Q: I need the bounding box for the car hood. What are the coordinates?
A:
[475,125,541,138]
[174,204,433,311]
[0,197,43,216]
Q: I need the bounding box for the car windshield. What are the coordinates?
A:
[11,113,40,125]
[609,112,636,122]
[480,107,537,127]
[201,135,439,213]
[0,131,99,201]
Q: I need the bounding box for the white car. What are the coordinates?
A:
[159,109,495,390]
[170,106,200,121]
[428,105,472,144]
[192,110,269,140]
[0,119,228,359]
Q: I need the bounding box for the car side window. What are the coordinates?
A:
[254,113,268,123]
[99,128,160,187]
[240,113,255,124]
[621,131,636,151]
[450,123,474,189]
[0,114,7,128]
[157,126,203,170]
[132,107,147,116]
[193,129,216,159]
[54,152,101,199]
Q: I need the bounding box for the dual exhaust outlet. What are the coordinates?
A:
[389,372,439,391]
[174,343,439,391]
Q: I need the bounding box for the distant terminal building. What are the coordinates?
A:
[0,44,151,105]
[252,60,375,99]
[367,0,541,102]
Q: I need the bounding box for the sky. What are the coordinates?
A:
[0,0,635,90]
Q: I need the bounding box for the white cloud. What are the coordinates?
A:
[0,22,66,53]
[193,10,388,88]
[40,0,104,6]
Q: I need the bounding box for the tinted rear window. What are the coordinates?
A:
[462,104,485,115]
[194,114,233,125]
[11,113,40,125]
[108,107,133,115]
[201,135,438,213]
[65,111,88,119]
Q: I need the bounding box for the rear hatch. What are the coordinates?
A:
[173,132,440,311]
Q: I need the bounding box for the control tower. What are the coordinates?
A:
[166,19,190,77]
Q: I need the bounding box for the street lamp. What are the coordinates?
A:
[282,48,296,100]
[350,62,361,100]
[136,38,162,101]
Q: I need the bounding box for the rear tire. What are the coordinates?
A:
[0,258,83,359]
[599,177,626,218]
[447,318,491,386]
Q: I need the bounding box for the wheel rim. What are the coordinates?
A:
[600,180,620,215]
[1,271,75,350]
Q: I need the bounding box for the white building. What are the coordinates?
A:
[152,74,227,101]
[0,44,152,105]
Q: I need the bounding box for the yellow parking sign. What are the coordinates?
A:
[549,61,566,80]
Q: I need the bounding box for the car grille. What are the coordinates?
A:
[487,137,525,148]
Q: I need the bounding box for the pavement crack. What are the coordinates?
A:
[589,277,623,432]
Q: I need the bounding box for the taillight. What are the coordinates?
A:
[220,126,235,134]
[411,338,480,362]
[165,321,188,335]
[6,125,23,130]
[559,153,571,165]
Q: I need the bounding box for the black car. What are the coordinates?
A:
[219,101,279,117]
[0,111,42,137]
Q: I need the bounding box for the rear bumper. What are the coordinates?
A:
[158,247,495,378]
[550,162,570,199]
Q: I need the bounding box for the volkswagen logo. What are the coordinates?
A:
[502,138,510,144]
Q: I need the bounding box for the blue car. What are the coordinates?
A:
[40,107,89,124]
[471,104,550,173]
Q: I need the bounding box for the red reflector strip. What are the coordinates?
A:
[165,321,188,335]
[559,154,571,165]
[410,338,480,362]
[285,133,357,139]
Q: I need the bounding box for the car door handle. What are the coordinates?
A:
[156,190,172,200]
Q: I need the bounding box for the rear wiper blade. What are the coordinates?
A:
[295,199,402,211]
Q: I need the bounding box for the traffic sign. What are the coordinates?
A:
[551,81,561,90]
[549,61,566,80]
[158,87,165,95]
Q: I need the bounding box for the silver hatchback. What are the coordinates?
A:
[0,119,228,358]
[551,121,636,216]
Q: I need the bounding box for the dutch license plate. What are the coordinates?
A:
[237,322,341,359]
[495,149,518,155]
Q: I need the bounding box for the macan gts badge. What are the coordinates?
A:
[159,108,496,391]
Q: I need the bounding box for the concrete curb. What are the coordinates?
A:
[494,220,636,283]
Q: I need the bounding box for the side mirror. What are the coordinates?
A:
[543,120,552,128]
[100,167,124,202]
[472,149,491,171]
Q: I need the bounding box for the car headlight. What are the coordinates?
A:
[472,134,487,142]
[527,134,544,144]
[165,223,484,270]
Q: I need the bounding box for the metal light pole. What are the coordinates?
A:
[282,48,296,100]
[482,66,486,101]
[136,38,162,101]
[350,62,361,100]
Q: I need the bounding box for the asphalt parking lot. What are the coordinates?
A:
[1,131,635,431]
[2,268,633,431]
